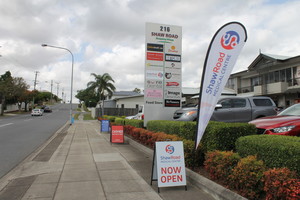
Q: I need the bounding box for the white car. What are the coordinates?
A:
[125,105,144,120]
[31,109,43,116]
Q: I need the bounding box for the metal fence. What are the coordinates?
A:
[95,107,138,117]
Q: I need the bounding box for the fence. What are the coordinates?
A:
[93,107,138,118]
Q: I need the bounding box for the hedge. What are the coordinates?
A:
[114,117,144,128]
[147,120,256,152]
[147,120,196,140]
[201,122,257,152]
[236,135,300,174]
[123,125,198,167]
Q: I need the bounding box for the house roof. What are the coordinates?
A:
[248,53,296,70]
[112,91,141,96]
[113,94,144,100]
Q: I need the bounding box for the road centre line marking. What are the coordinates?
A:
[0,123,13,128]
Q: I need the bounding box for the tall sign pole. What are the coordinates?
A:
[144,22,182,127]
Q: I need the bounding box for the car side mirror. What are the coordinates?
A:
[215,104,222,110]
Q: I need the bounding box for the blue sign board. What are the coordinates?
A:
[101,120,110,132]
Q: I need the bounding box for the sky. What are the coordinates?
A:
[1,0,300,103]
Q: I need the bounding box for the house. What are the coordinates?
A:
[102,88,235,109]
[101,91,143,108]
[226,53,300,108]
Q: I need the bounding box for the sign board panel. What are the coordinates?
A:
[110,125,124,143]
[153,141,186,188]
[101,120,110,132]
[144,22,182,126]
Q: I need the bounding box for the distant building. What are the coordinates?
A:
[226,53,300,108]
[101,88,235,109]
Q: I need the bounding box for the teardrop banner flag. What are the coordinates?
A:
[195,22,247,148]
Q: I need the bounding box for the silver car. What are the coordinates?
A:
[31,109,43,116]
[173,96,277,123]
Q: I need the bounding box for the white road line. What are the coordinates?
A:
[0,123,13,128]
[24,119,33,122]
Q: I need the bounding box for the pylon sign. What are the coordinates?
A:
[144,22,182,126]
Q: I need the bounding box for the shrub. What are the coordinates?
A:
[124,119,144,128]
[115,117,125,125]
[123,125,195,167]
[236,135,300,174]
[147,120,196,140]
[204,151,240,183]
[201,122,256,152]
[229,155,266,199]
[263,168,300,200]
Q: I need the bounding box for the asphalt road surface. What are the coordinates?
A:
[0,103,75,178]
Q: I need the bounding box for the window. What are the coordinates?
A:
[218,99,231,108]
[253,99,273,106]
[269,72,274,83]
[251,76,261,86]
[263,74,269,84]
[280,69,286,82]
[274,71,279,82]
[286,68,292,81]
[226,78,235,89]
[232,99,246,108]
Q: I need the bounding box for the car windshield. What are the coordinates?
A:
[278,104,300,116]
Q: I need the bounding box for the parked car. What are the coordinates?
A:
[125,105,144,120]
[173,96,277,122]
[249,103,300,136]
[43,106,52,113]
[31,109,43,116]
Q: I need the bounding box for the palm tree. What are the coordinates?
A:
[87,73,116,116]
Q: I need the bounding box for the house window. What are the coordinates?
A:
[269,72,274,83]
[274,71,279,82]
[251,76,261,86]
[286,68,292,86]
[121,104,124,108]
[263,74,269,84]
[280,69,286,82]
[226,78,235,89]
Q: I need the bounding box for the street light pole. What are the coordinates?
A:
[41,44,74,125]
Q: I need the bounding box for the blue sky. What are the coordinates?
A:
[1,0,300,102]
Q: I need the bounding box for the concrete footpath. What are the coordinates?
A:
[0,120,244,200]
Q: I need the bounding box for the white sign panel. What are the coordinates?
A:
[144,22,182,126]
[155,141,186,187]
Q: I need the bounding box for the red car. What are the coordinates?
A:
[249,103,300,136]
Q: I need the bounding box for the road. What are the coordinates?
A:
[0,103,75,178]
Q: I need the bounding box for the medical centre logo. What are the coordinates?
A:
[221,31,240,50]
[165,145,175,154]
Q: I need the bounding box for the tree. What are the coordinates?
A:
[133,88,141,94]
[87,73,116,115]
[12,77,29,111]
[76,87,98,107]
[0,71,14,115]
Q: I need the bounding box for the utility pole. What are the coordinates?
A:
[32,71,39,108]
[50,80,53,104]
[56,82,60,102]
[62,88,64,103]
